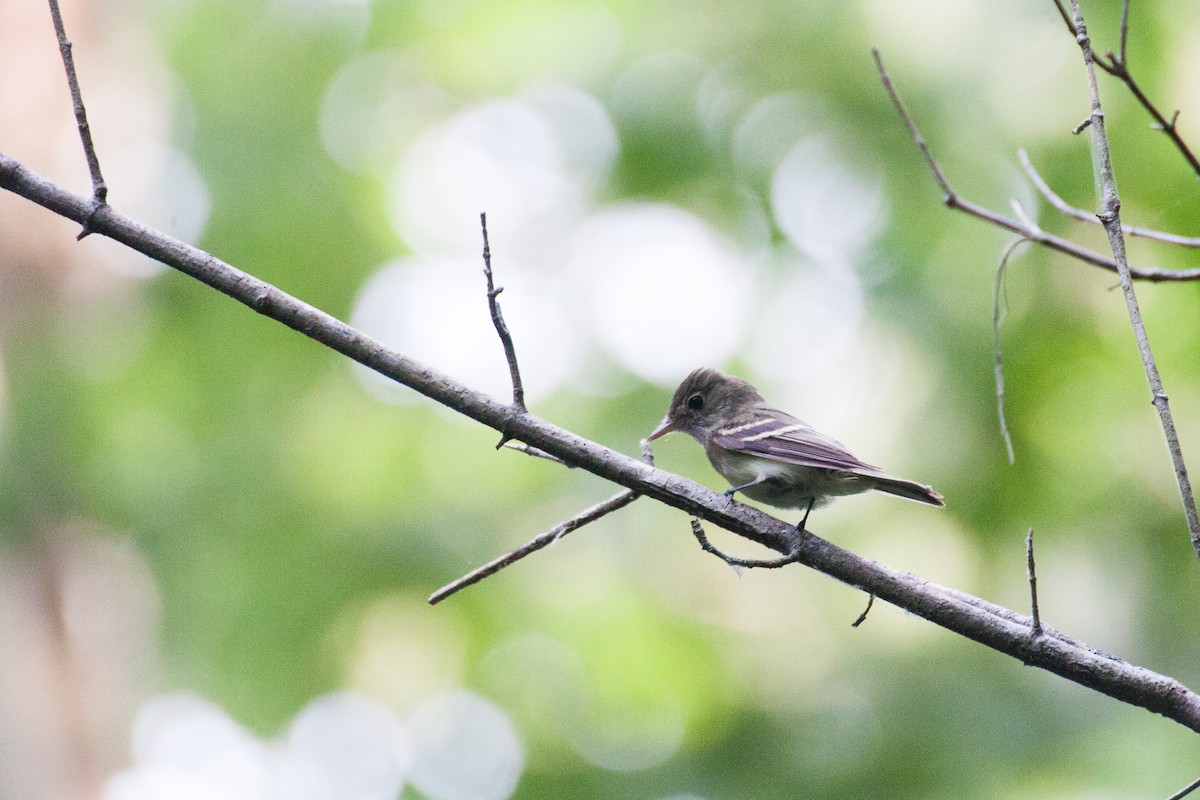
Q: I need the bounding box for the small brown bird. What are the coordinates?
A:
[647,367,943,530]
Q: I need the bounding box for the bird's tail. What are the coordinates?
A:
[870,475,945,507]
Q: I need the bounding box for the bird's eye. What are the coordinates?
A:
[687,393,704,411]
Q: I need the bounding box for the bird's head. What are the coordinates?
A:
[646,367,763,443]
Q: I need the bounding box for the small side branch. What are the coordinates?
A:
[872,47,1200,283]
[688,518,801,570]
[1053,0,1200,176]
[1066,0,1200,568]
[501,440,570,466]
[993,237,1028,465]
[429,442,655,605]
[1026,528,1042,637]
[480,213,526,449]
[1020,150,1200,247]
[428,488,639,605]
[46,0,107,227]
[851,593,876,628]
[872,47,954,200]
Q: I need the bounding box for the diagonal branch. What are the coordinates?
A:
[1168,775,1200,800]
[428,487,640,605]
[1065,0,1200,567]
[4,150,1200,732]
[430,441,655,604]
[1052,0,1200,176]
[1020,149,1200,247]
[872,47,1200,283]
[46,0,106,227]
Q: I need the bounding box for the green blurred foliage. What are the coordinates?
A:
[4,0,1200,797]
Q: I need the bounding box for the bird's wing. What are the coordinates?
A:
[709,413,882,475]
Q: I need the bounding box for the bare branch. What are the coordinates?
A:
[1051,0,1075,36]
[431,442,654,604]
[871,47,953,199]
[1105,64,1200,177]
[1117,0,1130,66]
[428,488,640,605]
[1066,0,1200,567]
[1026,528,1042,637]
[688,517,801,570]
[480,213,526,450]
[1020,150,1200,247]
[5,150,1200,731]
[46,0,106,228]
[993,237,1028,465]
[1167,775,1200,800]
[1055,0,1200,176]
[501,440,571,466]
[872,48,1200,283]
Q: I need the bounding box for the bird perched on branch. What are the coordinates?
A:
[646,367,944,531]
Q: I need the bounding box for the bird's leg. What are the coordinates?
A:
[795,498,815,536]
[723,475,768,504]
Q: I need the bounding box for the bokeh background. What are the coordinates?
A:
[2,0,1200,797]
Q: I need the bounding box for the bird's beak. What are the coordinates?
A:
[646,416,676,442]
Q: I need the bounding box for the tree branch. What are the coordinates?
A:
[1026,528,1042,637]
[1167,774,1200,800]
[1053,0,1200,176]
[872,47,1200,283]
[46,0,106,226]
[1065,0,1200,567]
[1019,150,1200,247]
[4,151,1200,731]
[480,212,526,436]
[429,487,640,605]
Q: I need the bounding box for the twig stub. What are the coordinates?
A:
[851,593,876,628]
[1026,528,1042,638]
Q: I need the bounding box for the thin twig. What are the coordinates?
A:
[1020,150,1200,247]
[429,442,653,604]
[1167,774,1200,800]
[501,440,571,466]
[1117,0,1130,66]
[689,518,801,569]
[1067,0,1200,567]
[1100,60,1200,178]
[872,47,954,199]
[1056,0,1200,176]
[993,237,1028,465]
[46,0,107,229]
[1026,528,1042,637]
[851,593,876,628]
[7,151,1200,731]
[872,47,1200,283]
[480,212,526,450]
[427,488,640,604]
[1051,0,1074,35]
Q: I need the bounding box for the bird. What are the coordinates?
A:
[646,367,943,531]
